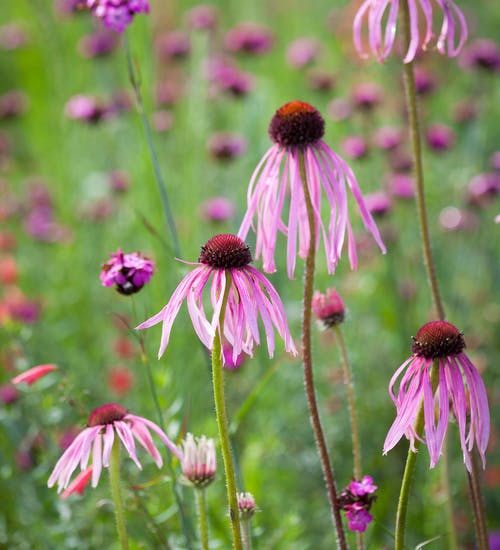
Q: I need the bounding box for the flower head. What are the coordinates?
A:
[137,234,297,362]
[86,0,150,33]
[338,475,377,532]
[312,287,345,328]
[238,101,385,278]
[48,403,182,493]
[383,321,490,470]
[100,249,156,295]
[353,0,468,64]
[237,492,256,520]
[181,433,216,488]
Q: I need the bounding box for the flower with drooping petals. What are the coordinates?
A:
[48,403,182,493]
[181,433,216,488]
[338,475,377,532]
[383,321,490,471]
[353,0,468,64]
[100,249,156,295]
[136,234,297,361]
[86,0,150,33]
[12,364,58,386]
[238,101,385,278]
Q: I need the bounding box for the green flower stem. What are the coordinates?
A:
[195,489,209,550]
[298,152,347,549]
[242,520,252,550]
[124,34,181,259]
[212,271,243,550]
[109,437,129,550]
[333,325,363,550]
[394,362,439,550]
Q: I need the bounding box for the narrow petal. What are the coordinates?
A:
[114,421,142,470]
[127,414,183,460]
[91,434,103,487]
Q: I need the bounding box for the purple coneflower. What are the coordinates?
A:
[238,101,385,278]
[86,0,150,33]
[353,0,468,64]
[137,234,297,361]
[383,321,490,470]
[100,249,156,295]
[48,403,181,493]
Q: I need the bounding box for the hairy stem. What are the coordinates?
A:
[109,437,129,550]
[212,272,243,549]
[299,152,347,549]
[195,489,209,550]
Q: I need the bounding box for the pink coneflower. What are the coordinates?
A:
[238,101,385,278]
[353,0,468,64]
[181,433,216,488]
[12,364,58,386]
[136,234,297,361]
[312,287,345,328]
[48,403,182,493]
[100,249,156,295]
[338,475,377,532]
[383,321,490,471]
[86,0,150,33]
[225,23,274,55]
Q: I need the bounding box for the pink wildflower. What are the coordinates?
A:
[338,475,377,532]
[345,503,373,532]
[100,249,156,295]
[237,492,257,519]
[48,403,182,493]
[86,0,150,33]
[312,287,345,328]
[181,433,216,488]
[353,0,468,64]
[136,234,297,362]
[238,101,385,278]
[349,475,377,496]
[12,364,58,386]
[383,321,490,471]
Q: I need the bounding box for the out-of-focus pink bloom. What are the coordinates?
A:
[306,69,336,92]
[108,170,130,193]
[439,206,477,231]
[353,0,468,64]
[86,0,150,33]
[388,149,413,172]
[206,57,254,97]
[4,292,40,324]
[414,66,437,95]
[156,79,184,107]
[387,173,415,199]
[465,173,500,208]
[452,99,478,123]
[152,110,174,132]
[60,467,93,498]
[345,504,373,532]
[460,39,500,72]
[200,197,235,223]
[186,5,218,31]
[0,23,28,50]
[383,321,490,471]
[312,288,345,328]
[340,135,368,159]
[113,337,137,359]
[78,29,119,58]
[237,492,256,519]
[207,132,247,161]
[181,433,216,487]
[351,82,382,111]
[490,152,500,171]
[327,98,352,121]
[64,94,108,124]
[238,101,385,277]
[137,234,297,361]
[372,126,402,151]
[365,191,392,217]
[286,38,321,69]
[0,255,18,285]
[348,476,377,496]
[59,427,80,450]
[156,31,190,61]
[0,90,28,119]
[100,249,156,295]
[225,23,274,55]
[12,364,58,386]
[426,123,455,151]
[0,384,19,405]
[48,403,182,492]
[107,366,135,396]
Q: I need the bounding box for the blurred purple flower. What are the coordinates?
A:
[100,249,156,295]
[0,384,19,405]
[65,94,108,124]
[353,0,468,63]
[137,234,297,361]
[351,82,382,111]
[86,0,150,33]
[439,206,477,231]
[156,30,190,61]
[365,191,392,217]
[0,90,28,119]
[207,132,247,161]
[206,56,254,97]
[387,173,415,199]
[349,476,377,496]
[465,173,500,208]
[152,110,174,132]
[306,69,336,92]
[200,196,235,223]
[490,152,500,171]
[327,98,352,121]
[78,29,119,58]
[286,38,321,69]
[414,65,437,95]
[186,5,218,31]
[108,170,130,193]
[460,39,500,72]
[225,23,274,55]
[238,101,385,277]
[452,99,478,124]
[0,23,28,50]
[372,126,402,151]
[426,123,455,151]
[338,475,377,532]
[345,504,373,532]
[383,321,490,471]
[48,403,182,493]
[340,135,368,159]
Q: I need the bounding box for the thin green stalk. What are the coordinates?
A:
[195,489,209,550]
[394,363,439,550]
[109,437,129,550]
[242,520,252,550]
[333,326,363,550]
[298,152,347,549]
[124,34,181,259]
[212,272,243,550]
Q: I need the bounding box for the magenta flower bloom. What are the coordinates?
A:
[383,321,490,470]
[345,504,373,532]
[338,475,377,532]
[86,0,150,33]
[353,0,468,64]
[200,196,236,223]
[349,475,377,496]
[225,23,274,55]
[238,101,385,278]
[48,403,182,493]
[137,234,297,361]
[100,249,156,295]
[312,287,345,328]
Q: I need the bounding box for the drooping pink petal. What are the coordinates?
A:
[12,364,58,386]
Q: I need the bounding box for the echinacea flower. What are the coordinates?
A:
[100,249,156,295]
[338,475,377,532]
[86,0,150,33]
[353,0,468,64]
[48,403,181,493]
[181,433,216,488]
[136,234,297,361]
[383,321,490,471]
[238,101,385,278]
[12,364,58,386]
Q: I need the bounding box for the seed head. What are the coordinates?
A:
[88,403,127,427]
[412,321,465,359]
[268,100,324,148]
[198,234,252,269]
